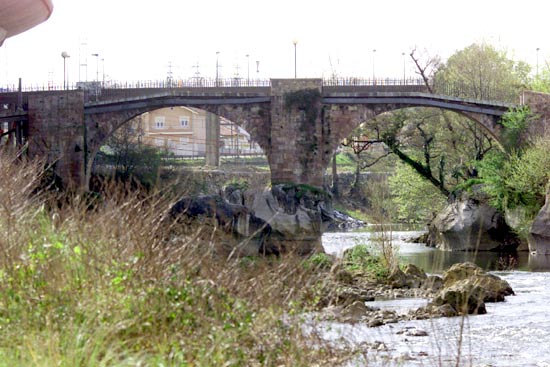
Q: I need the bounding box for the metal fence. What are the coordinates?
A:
[323,77,426,86]
[0,77,520,105]
[431,79,519,105]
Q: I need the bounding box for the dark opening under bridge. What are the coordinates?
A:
[0,78,524,190]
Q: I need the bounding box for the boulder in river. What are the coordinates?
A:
[170,195,275,256]
[528,192,550,255]
[442,262,514,302]
[432,280,487,315]
[250,184,330,255]
[427,196,520,252]
[418,262,514,316]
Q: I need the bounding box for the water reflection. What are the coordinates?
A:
[322,231,550,273]
[527,254,550,271]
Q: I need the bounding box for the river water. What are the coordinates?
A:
[319,230,550,366]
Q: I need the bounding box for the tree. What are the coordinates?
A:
[530,61,550,93]
[388,162,446,224]
[343,43,531,220]
[100,120,163,188]
[341,123,390,195]
[375,43,527,197]
[434,43,530,102]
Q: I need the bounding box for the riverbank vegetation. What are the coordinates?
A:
[0,152,403,366]
[4,40,550,366]
[332,42,550,235]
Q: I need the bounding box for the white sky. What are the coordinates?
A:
[1,0,548,88]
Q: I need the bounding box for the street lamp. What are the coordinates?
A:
[246,54,250,85]
[216,51,220,86]
[293,39,298,78]
[372,49,376,82]
[256,60,260,75]
[92,53,99,100]
[61,51,70,90]
[92,53,99,84]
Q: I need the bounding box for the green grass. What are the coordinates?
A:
[342,244,390,280]
[0,153,357,367]
[334,152,357,172]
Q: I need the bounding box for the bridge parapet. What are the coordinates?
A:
[1,77,519,106]
[84,86,272,104]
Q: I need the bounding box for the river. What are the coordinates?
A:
[319,230,550,366]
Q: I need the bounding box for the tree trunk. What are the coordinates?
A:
[389,144,450,197]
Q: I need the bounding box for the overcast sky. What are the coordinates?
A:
[1,0,548,87]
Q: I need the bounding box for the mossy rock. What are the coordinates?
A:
[432,280,487,315]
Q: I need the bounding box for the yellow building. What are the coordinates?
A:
[138,107,262,157]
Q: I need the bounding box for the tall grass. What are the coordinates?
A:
[0,152,351,366]
[361,177,400,271]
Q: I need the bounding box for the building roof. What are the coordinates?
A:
[0,0,54,46]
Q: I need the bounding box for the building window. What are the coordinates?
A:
[155,116,165,129]
[154,138,164,147]
[179,137,190,145]
[180,117,189,128]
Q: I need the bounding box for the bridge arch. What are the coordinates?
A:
[84,95,271,186]
[19,81,517,190]
[323,98,506,167]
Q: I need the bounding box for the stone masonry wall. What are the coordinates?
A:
[269,79,325,186]
[27,91,86,188]
[522,90,550,139]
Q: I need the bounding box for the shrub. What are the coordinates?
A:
[342,244,389,279]
[0,153,353,366]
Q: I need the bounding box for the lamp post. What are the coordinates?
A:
[216,51,220,86]
[101,58,105,86]
[61,51,70,90]
[92,53,99,83]
[246,54,250,85]
[293,39,298,78]
[372,49,376,82]
[256,60,259,76]
[402,52,406,82]
[537,47,540,78]
[92,53,99,100]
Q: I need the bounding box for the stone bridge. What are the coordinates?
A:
[0,78,523,190]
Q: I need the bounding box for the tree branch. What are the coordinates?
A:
[359,151,392,169]
[387,141,450,197]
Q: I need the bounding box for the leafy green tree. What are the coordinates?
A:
[530,64,550,93]
[342,43,533,225]
[367,43,527,197]
[434,42,530,102]
[477,138,550,237]
[500,105,533,150]
[388,162,446,224]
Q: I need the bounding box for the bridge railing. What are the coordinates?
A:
[1,77,520,105]
[101,78,273,89]
[323,77,426,86]
[431,79,520,105]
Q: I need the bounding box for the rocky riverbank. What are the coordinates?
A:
[169,183,366,256]
[317,260,514,327]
